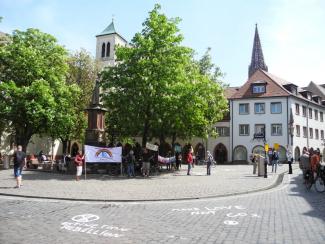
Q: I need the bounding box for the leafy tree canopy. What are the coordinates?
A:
[101,4,228,147]
[0,28,81,150]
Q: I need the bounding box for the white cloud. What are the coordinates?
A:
[266,0,325,86]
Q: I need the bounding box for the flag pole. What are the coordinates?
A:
[84,150,87,180]
[85,160,87,180]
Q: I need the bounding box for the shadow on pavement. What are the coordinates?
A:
[289,172,325,223]
[16,170,181,181]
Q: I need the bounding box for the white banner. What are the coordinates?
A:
[146,142,158,151]
[85,145,122,163]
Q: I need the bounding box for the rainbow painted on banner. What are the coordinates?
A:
[95,148,113,158]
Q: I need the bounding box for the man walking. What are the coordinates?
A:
[13,145,26,188]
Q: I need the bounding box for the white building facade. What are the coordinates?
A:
[228,70,325,163]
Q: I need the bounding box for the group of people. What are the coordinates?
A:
[251,148,294,174]
[299,147,321,180]
[10,144,216,186]
[124,147,159,178]
[185,145,215,176]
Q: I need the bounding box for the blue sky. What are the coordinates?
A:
[1,0,324,87]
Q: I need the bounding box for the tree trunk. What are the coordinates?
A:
[142,118,149,148]
[62,139,68,154]
[171,133,177,154]
[142,105,151,148]
[68,140,71,154]
[15,126,33,153]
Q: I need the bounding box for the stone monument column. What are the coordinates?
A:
[85,80,107,147]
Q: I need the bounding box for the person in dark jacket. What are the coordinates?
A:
[13,145,26,188]
[206,151,214,175]
[127,150,135,177]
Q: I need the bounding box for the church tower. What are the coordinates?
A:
[248,24,268,78]
[95,19,128,68]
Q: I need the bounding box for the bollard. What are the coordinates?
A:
[264,158,268,178]
[3,155,10,169]
[288,158,293,174]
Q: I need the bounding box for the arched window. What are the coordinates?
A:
[252,145,265,157]
[159,142,172,157]
[278,146,287,162]
[106,42,111,57]
[71,143,79,157]
[214,143,228,164]
[294,147,300,162]
[101,43,105,58]
[194,143,205,161]
[233,145,247,161]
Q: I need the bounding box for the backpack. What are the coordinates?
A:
[273,152,279,160]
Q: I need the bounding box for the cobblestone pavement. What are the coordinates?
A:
[0,164,295,201]
[0,168,324,244]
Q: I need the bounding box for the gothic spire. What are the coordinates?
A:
[248,24,268,78]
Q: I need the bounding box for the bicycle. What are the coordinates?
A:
[314,165,325,193]
[304,169,314,190]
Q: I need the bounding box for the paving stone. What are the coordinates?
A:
[0,164,295,201]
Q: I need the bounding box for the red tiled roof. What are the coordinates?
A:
[230,69,291,99]
[224,87,239,99]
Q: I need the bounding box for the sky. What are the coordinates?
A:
[1,0,325,87]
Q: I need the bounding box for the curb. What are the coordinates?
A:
[0,170,287,203]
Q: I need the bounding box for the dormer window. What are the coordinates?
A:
[283,84,298,95]
[252,85,266,93]
[251,81,267,94]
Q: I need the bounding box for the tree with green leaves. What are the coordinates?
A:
[0,28,81,151]
[101,4,228,147]
[58,49,100,153]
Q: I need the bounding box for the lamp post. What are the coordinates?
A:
[264,140,268,178]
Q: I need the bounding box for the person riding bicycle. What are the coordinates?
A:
[310,149,320,179]
[300,148,310,181]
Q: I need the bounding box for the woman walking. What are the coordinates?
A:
[74,151,84,181]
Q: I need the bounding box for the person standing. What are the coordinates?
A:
[206,151,214,175]
[175,151,181,170]
[13,145,26,188]
[142,148,151,177]
[286,150,293,174]
[272,149,279,173]
[74,151,84,181]
[251,154,257,174]
[186,147,193,175]
[127,150,135,177]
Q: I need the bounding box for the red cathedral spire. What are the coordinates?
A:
[248,24,268,78]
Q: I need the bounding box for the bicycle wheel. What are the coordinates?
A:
[305,176,313,190]
[314,177,325,193]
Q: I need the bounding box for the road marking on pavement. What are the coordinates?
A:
[71,214,99,223]
[224,220,239,225]
[61,214,129,238]
[171,205,262,226]
[226,212,247,218]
